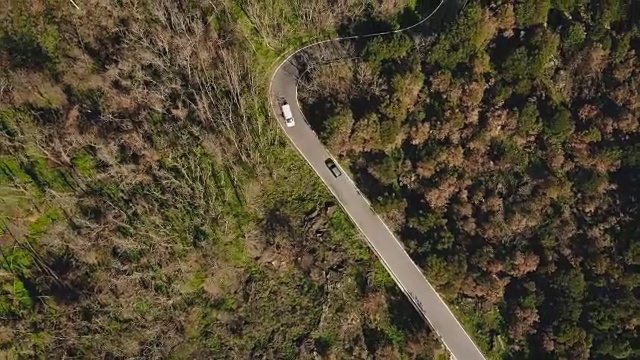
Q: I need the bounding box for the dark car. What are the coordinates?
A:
[325,158,342,178]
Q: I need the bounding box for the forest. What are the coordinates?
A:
[0,0,449,359]
[300,0,640,359]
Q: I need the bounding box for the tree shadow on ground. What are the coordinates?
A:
[386,286,429,334]
[298,95,342,134]
[0,33,53,71]
[363,324,392,354]
[336,3,395,38]
[263,207,294,238]
[350,151,398,203]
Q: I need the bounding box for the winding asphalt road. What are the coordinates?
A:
[268,2,486,359]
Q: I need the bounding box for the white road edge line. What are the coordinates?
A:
[267,1,487,359]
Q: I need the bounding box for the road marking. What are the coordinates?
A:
[267,1,487,359]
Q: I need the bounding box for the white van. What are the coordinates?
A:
[281,103,295,127]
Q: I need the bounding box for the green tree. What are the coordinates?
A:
[564,23,587,52]
[371,155,399,185]
[320,109,354,154]
[518,102,542,136]
[531,29,560,77]
[597,0,625,27]
[363,33,412,71]
[500,46,534,94]
[552,0,588,13]
[427,3,488,70]
[515,0,551,27]
[351,112,381,150]
[544,106,575,143]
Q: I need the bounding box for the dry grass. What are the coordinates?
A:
[0,0,439,358]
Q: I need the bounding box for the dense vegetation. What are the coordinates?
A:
[301,0,640,359]
[0,0,449,359]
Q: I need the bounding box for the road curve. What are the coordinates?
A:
[268,2,486,360]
